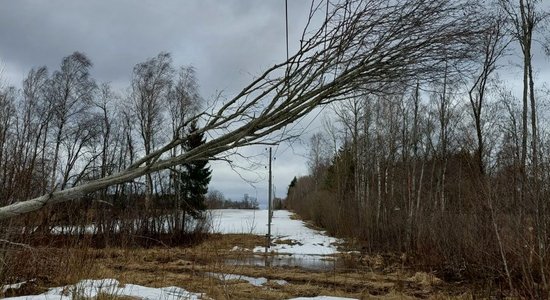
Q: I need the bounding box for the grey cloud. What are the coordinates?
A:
[0,1,311,95]
[0,0,316,203]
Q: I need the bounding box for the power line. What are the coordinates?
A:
[285,0,289,64]
[275,0,333,160]
[275,0,291,159]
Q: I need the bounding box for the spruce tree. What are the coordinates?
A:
[287,176,297,197]
[180,122,211,218]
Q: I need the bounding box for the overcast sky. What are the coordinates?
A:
[0,1,324,207]
[2,1,550,208]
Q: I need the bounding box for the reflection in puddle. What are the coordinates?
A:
[225,254,341,271]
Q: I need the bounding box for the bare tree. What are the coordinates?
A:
[19,67,50,199]
[307,132,331,180]
[468,9,509,175]
[0,0,481,220]
[501,0,549,289]
[94,84,116,181]
[500,0,547,196]
[168,66,200,140]
[167,66,201,232]
[333,97,364,213]
[431,60,460,212]
[0,87,17,202]
[46,52,96,190]
[130,52,174,209]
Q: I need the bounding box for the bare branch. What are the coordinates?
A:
[0,0,482,220]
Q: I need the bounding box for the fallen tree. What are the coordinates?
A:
[0,0,483,220]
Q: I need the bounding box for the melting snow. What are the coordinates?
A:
[9,210,347,299]
[2,280,34,293]
[3,278,204,300]
[206,272,268,287]
[209,209,341,255]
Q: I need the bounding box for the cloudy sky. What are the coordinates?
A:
[0,1,324,207]
[2,1,550,208]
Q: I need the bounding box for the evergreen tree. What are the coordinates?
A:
[287,176,297,197]
[180,122,211,218]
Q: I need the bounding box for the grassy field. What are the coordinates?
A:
[1,233,482,299]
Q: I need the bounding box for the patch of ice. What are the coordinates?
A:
[3,278,204,300]
[206,272,267,287]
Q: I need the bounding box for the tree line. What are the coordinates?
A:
[0,51,211,243]
[205,190,260,210]
[286,0,549,296]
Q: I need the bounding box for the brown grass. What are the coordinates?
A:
[1,234,479,299]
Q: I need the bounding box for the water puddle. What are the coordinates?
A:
[225,254,342,271]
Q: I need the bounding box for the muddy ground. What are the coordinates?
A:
[3,233,484,299]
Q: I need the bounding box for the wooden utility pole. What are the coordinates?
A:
[266,147,273,252]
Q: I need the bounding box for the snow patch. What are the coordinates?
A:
[209,209,341,255]
[206,272,267,287]
[2,280,35,293]
[3,278,204,300]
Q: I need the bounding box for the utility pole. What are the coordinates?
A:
[266,147,273,252]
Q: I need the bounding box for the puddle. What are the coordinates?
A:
[225,254,342,271]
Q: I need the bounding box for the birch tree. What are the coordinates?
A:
[130,52,173,209]
[46,52,96,190]
[0,0,482,220]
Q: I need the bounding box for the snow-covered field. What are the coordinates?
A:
[5,210,354,300]
[209,209,341,255]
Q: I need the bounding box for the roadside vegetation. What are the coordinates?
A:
[286,0,550,297]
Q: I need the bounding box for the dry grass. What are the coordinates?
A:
[1,234,479,299]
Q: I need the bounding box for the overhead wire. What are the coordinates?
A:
[271,0,292,199]
[273,0,291,160]
[274,0,332,161]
